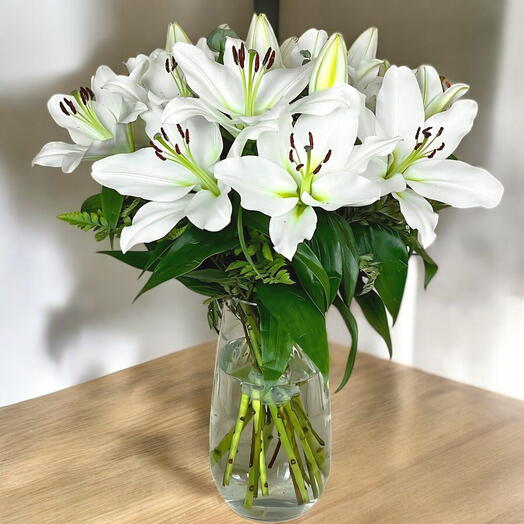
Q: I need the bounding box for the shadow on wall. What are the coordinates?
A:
[0,0,252,405]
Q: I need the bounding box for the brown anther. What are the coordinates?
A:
[155,150,167,161]
[165,58,171,73]
[160,127,169,141]
[80,90,87,105]
[239,43,245,68]
[436,126,444,137]
[175,143,181,155]
[289,133,296,149]
[437,142,445,151]
[185,128,190,144]
[422,126,432,138]
[262,47,272,66]
[232,46,239,66]
[308,132,314,148]
[176,123,185,138]
[86,87,95,99]
[428,149,436,158]
[295,163,304,171]
[289,149,294,163]
[59,101,70,116]
[65,99,77,114]
[323,149,332,163]
[254,52,260,73]
[149,140,162,152]
[414,142,422,150]
[415,127,421,141]
[312,164,322,174]
[171,56,176,70]
[266,49,276,69]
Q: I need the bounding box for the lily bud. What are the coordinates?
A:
[165,22,191,51]
[246,13,281,68]
[309,33,348,93]
[348,27,378,70]
[416,64,470,118]
[207,24,238,54]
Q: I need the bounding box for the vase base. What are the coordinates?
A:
[226,498,315,522]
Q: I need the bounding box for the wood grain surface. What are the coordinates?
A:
[1,341,523,523]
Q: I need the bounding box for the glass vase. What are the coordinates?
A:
[209,299,331,522]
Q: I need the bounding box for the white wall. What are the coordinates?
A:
[1,0,523,406]
[0,0,252,406]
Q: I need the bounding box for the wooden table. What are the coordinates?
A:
[1,342,523,523]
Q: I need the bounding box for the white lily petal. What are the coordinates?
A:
[47,94,108,145]
[291,83,363,117]
[172,42,244,115]
[255,63,312,112]
[425,83,469,118]
[424,99,478,159]
[229,117,280,158]
[161,116,223,169]
[376,65,425,159]
[92,148,197,201]
[309,33,348,93]
[293,108,359,171]
[344,136,401,174]
[120,199,190,253]
[214,156,299,217]
[360,157,407,196]
[196,37,217,60]
[246,13,282,68]
[32,141,89,173]
[269,205,317,260]
[281,29,328,68]
[103,74,148,106]
[185,185,232,231]
[415,65,443,108]
[306,171,381,210]
[405,159,504,209]
[348,27,378,68]
[393,189,438,248]
[358,105,377,140]
[163,97,238,136]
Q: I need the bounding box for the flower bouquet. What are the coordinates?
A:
[33,13,503,522]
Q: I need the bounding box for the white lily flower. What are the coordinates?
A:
[415,64,470,118]
[361,65,503,247]
[169,36,312,135]
[246,13,282,69]
[309,33,348,93]
[215,108,399,259]
[165,21,191,51]
[281,28,328,68]
[33,66,139,173]
[347,27,384,107]
[91,114,231,252]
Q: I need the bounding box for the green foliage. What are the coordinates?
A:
[57,210,114,241]
[259,303,294,385]
[333,296,359,392]
[353,224,409,323]
[355,289,392,358]
[256,283,329,379]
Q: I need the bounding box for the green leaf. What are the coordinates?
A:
[309,213,343,306]
[292,243,330,312]
[259,303,294,384]
[330,216,359,306]
[137,225,237,298]
[183,268,235,284]
[353,224,408,323]
[101,187,124,229]
[356,290,392,358]
[99,250,150,270]
[177,276,224,297]
[81,193,102,213]
[333,296,359,392]
[256,283,329,378]
[58,211,108,231]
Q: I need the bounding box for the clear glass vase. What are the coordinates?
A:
[209,300,331,522]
